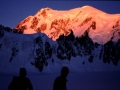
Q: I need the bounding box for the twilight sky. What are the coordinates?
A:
[0,0,120,28]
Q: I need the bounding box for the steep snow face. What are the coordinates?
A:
[16,6,120,44]
[1,25,120,73]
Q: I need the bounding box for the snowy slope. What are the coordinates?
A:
[0,24,120,73]
[0,5,120,73]
[16,5,120,44]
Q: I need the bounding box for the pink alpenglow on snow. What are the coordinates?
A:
[16,5,120,44]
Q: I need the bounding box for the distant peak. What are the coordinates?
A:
[16,5,120,44]
[81,5,93,8]
[80,5,105,13]
[39,7,52,11]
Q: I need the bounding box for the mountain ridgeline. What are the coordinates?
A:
[0,24,120,72]
[15,6,120,44]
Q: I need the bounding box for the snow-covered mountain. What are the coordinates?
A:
[16,5,120,44]
[0,6,120,73]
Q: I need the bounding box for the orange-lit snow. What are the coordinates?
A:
[16,5,120,44]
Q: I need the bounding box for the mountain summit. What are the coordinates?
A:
[16,5,120,44]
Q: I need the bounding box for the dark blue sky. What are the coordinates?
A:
[0,0,120,28]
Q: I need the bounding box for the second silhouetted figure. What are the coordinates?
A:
[53,66,69,90]
[8,68,33,90]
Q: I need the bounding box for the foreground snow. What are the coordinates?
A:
[0,71,120,90]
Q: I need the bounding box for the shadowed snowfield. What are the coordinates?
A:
[0,71,120,90]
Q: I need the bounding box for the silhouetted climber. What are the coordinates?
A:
[53,66,69,90]
[8,68,33,90]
